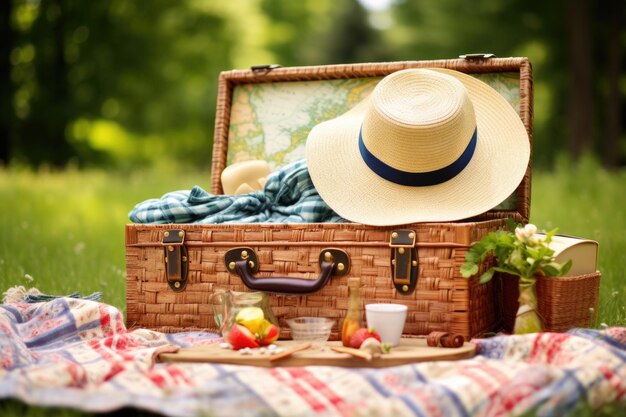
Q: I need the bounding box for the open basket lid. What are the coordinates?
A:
[211,56,533,223]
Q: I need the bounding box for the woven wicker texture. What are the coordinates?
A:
[500,272,601,332]
[126,221,505,339]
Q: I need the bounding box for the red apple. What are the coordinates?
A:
[257,320,280,346]
[229,324,259,350]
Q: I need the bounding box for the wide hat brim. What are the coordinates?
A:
[306,68,531,226]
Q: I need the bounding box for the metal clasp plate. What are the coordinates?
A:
[389,230,418,295]
[389,230,416,248]
[459,53,496,60]
[162,229,188,292]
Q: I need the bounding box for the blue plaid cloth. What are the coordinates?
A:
[129,159,345,224]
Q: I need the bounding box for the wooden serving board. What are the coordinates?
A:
[158,338,476,368]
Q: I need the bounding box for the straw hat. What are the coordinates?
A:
[305,68,530,226]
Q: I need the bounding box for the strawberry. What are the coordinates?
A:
[229,323,260,350]
[256,320,280,346]
[349,327,381,349]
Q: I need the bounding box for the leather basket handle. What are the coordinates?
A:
[234,260,334,294]
[225,248,350,295]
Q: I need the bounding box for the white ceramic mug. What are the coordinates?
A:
[365,303,408,346]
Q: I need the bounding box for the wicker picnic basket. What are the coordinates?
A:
[500,272,601,332]
[126,56,535,339]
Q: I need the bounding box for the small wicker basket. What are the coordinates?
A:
[500,272,601,333]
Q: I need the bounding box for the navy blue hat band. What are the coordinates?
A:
[358,126,478,187]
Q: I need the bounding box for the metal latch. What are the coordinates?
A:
[389,230,418,296]
[162,229,188,292]
[251,64,282,75]
[459,53,496,60]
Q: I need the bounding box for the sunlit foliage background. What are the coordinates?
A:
[1,0,624,170]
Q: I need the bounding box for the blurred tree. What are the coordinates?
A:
[317,0,392,64]
[0,0,13,165]
[257,0,326,67]
[5,0,241,168]
[601,0,623,169]
[566,0,594,159]
[22,0,76,165]
[260,0,389,66]
[1,0,624,168]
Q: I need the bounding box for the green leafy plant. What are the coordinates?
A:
[461,221,572,334]
[461,221,572,284]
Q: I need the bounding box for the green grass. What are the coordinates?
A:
[0,165,205,314]
[529,156,626,326]
[0,157,625,416]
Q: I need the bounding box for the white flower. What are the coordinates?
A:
[515,223,538,243]
[524,223,537,236]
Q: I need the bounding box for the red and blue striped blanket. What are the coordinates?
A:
[1,296,624,416]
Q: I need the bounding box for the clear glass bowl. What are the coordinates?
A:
[286,317,334,343]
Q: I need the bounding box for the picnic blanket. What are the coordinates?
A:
[1,296,625,417]
[129,159,344,224]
